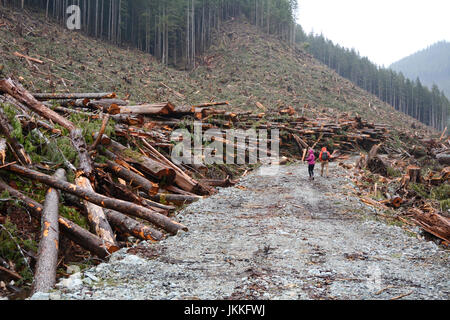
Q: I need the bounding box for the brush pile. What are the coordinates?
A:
[345,136,450,245]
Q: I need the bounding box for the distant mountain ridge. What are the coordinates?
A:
[390,41,450,98]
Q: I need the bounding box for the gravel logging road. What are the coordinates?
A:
[37,161,449,300]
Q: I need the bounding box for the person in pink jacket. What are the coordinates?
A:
[306,148,316,181]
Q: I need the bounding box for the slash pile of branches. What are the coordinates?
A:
[345,136,450,245]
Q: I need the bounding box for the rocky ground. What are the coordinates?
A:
[33,161,449,300]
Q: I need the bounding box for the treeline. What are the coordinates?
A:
[296,27,450,131]
[1,0,297,68]
[390,41,450,99]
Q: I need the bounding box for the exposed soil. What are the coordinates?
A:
[48,161,449,300]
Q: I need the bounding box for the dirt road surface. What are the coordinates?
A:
[44,161,449,300]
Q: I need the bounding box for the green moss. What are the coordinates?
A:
[121,148,144,162]
[410,183,429,199]
[2,104,24,143]
[440,199,450,212]
[59,205,89,230]
[0,220,36,285]
[431,184,450,202]
[387,167,402,178]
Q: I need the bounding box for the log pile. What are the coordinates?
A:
[0,77,443,296]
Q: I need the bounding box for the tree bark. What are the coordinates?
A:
[118,102,175,116]
[105,209,164,242]
[6,164,188,235]
[89,114,110,151]
[75,176,117,245]
[101,136,176,184]
[31,169,65,295]
[0,179,119,259]
[147,193,202,205]
[32,92,116,100]
[104,159,159,196]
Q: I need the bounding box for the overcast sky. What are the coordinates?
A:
[296,0,450,67]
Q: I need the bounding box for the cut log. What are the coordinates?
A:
[75,176,117,245]
[6,164,188,235]
[118,102,175,116]
[105,209,164,242]
[100,135,176,184]
[380,196,404,209]
[255,102,266,111]
[0,79,76,130]
[410,209,450,242]
[140,138,213,195]
[148,193,202,205]
[32,92,116,100]
[13,52,44,65]
[87,99,129,110]
[89,114,110,151]
[104,159,159,196]
[31,169,65,295]
[441,167,450,181]
[0,179,119,259]
[436,154,450,166]
[192,101,229,108]
[199,177,237,188]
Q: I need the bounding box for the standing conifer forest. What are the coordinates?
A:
[1,0,448,130]
[1,0,297,69]
[295,27,450,131]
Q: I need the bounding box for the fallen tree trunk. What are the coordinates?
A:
[147,193,202,205]
[118,102,175,116]
[75,176,117,246]
[192,101,229,108]
[6,164,188,235]
[104,159,159,196]
[199,177,237,188]
[89,114,110,151]
[410,209,450,242]
[31,169,65,295]
[436,154,450,166]
[100,135,176,184]
[32,92,116,100]
[0,79,76,130]
[0,79,93,178]
[0,179,119,259]
[140,138,213,195]
[105,209,164,242]
[13,51,44,64]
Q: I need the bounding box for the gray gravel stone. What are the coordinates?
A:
[53,161,450,300]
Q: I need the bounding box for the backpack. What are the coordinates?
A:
[322,152,329,161]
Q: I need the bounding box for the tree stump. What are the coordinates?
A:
[407,165,421,184]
